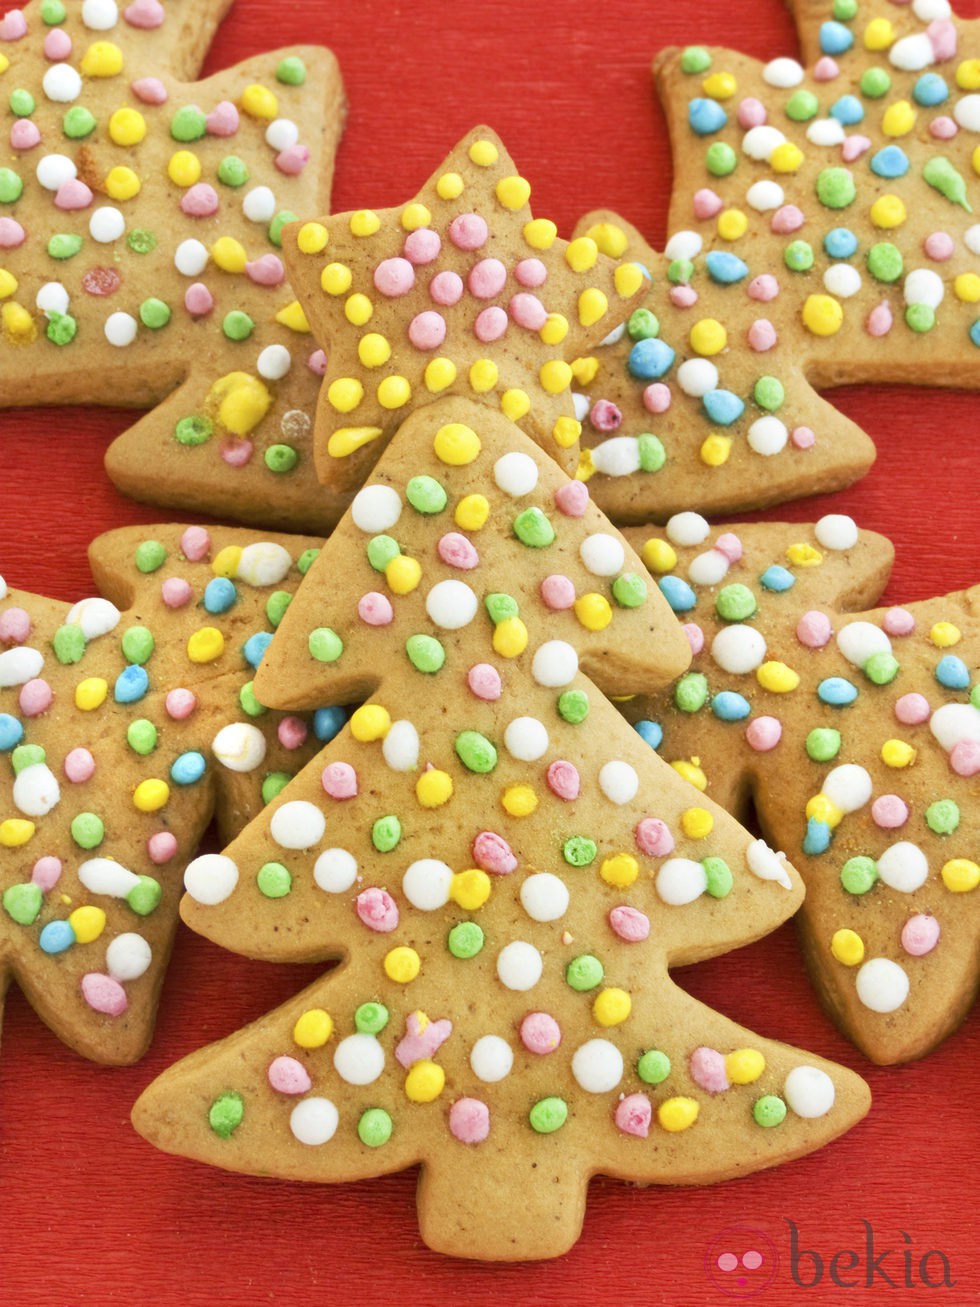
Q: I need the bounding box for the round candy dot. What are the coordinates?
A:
[855,958,910,1013]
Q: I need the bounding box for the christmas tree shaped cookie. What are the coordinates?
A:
[572,0,980,522]
[618,513,978,1064]
[0,520,329,1065]
[132,402,869,1262]
[278,126,647,497]
[0,0,348,532]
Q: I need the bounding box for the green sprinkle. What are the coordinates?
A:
[668,257,695,285]
[864,651,899,685]
[10,89,35,117]
[753,1095,787,1127]
[923,156,972,211]
[832,0,858,18]
[485,592,518,623]
[784,239,815,272]
[925,799,960,835]
[971,684,980,711]
[840,855,878,895]
[135,540,167,573]
[3,882,43,926]
[565,954,603,991]
[860,67,891,99]
[41,0,68,23]
[265,591,292,627]
[48,233,83,260]
[716,583,757,621]
[222,310,254,341]
[121,625,154,664]
[680,46,712,74]
[637,433,666,472]
[448,920,484,959]
[557,689,589,724]
[127,719,158,755]
[126,875,162,916]
[627,307,659,340]
[905,303,936,334]
[703,857,734,898]
[127,228,157,254]
[406,633,445,674]
[806,728,841,762]
[357,1107,393,1147]
[257,861,292,898]
[175,414,213,446]
[46,312,77,346]
[11,744,44,775]
[562,835,597,867]
[309,627,343,662]
[0,169,23,203]
[529,1097,568,1134]
[53,623,86,663]
[268,210,298,247]
[367,535,400,571]
[674,671,709,713]
[705,141,737,177]
[239,682,266,717]
[71,812,104,850]
[786,89,819,122]
[372,815,402,853]
[455,730,497,773]
[636,1049,671,1085]
[753,376,785,411]
[265,443,299,473]
[170,105,207,142]
[217,156,250,188]
[63,105,97,138]
[815,166,856,209]
[405,474,447,514]
[208,1091,244,1139]
[866,242,904,283]
[612,573,648,608]
[513,506,555,548]
[261,773,291,804]
[298,548,319,575]
[276,55,307,85]
[139,297,171,329]
[354,1002,389,1035]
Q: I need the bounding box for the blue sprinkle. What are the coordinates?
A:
[114,664,149,704]
[0,713,24,751]
[627,336,675,380]
[634,719,663,749]
[829,93,863,125]
[935,654,970,690]
[760,565,796,593]
[705,250,749,284]
[803,817,832,856]
[711,691,751,722]
[688,97,728,135]
[824,227,859,259]
[314,705,348,742]
[970,319,980,348]
[39,919,76,954]
[658,575,698,613]
[702,389,745,426]
[820,21,855,56]
[818,676,859,706]
[870,145,910,179]
[913,72,948,107]
[171,750,207,785]
[203,576,238,614]
[242,631,274,668]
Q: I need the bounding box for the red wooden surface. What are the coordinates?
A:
[1,0,979,1302]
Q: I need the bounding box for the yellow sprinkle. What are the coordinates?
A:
[770,141,804,172]
[293,1008,333,1048]
[240,83,279,119]
[133,778,170,813]
[553,415,581,449]
[0,818,35,848]
[358,333,391,368]
[1,301,36,343]
[423,357,457,393]
[930,621,961,647]
[349,704,392,742]
[671,759,707,791]
[600,854,639,889]
[585,221,629,258]
[700,433,732,467]
[468,138,499,167]
[500,388,531,421]
[577,287,609,327]
[523,217,557,250]
[658,1096,699,1132]
[806,793,842,829]
[68,905,106,943]
[400,202,431,230]
[375,375,407,411]
[80,41,124,77]
[881,738,915,768]
[539,359,573,394]
[614,262,645,297]
[434,421,481,466]
[641,537,677,573]
[0,53,8,74]
[450,868,492,911]
[296,222,328,254]
[575,448,595,481]
[954,273,980,304]
[211,544,243,578]
[104,165,141,200]
[327,377,364,413]
[681,806,714,839]
[327,426,382,458]
[405,1058,445,1102]
[320,262,352,294]
[565,236,599,273]
[863,17,894,50]
[571,355,599,386]
[756,660,800,693]
[167,149,201,187]
[455,493,490,531]
[416,768,453,808]
[717,208,748,241]
[574,593,612,631]
[75,678,108,711]
[593,987,631,1027]
[385,554,422,594]
[831,927,865,966]
[349,210,380,238]
[436,171,464,200]
[274,300,310,333]
[870,194,906,229]
[384,945,421,983]
[786,543,823,567]
[725,1048,765,1084]
[689,317,727,356]
[492,616,528,658]
[956,58,980,90]
[941,858,979,893]
[0,270,18,299]
[540,313,569,346]
[802,293,843,336]
[702,70,737,99]
[974,144,980,178]
[496,175,531,210]
[501,783,538,817]
[210,236,248,274]
[469,358,499,393]
[187,627,225,663]
[108,107,146,146]
[882,100,916,137]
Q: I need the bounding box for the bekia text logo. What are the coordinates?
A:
[705,1221,956,1296]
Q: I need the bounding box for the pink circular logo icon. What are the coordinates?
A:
[704,1226,780,1297]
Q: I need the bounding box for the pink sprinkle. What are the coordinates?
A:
[267,1055,312,1095]
[950,740,980,777]
[81,973,128,1017]
[635,817,674,858]
[797,610,833,648]
[180,525,211,561]
[0,217,26,249]
[614,1093,652,1138]
[791,425,816,449]
[355,886,399,933]
[0,9,28,38]
[180,183,219,217]
[55,179,93,211]
[609,905,650,943]
[554,480,589,517]
[746,716,782,751]
[689,1046,729,1093]
[883,607,915,637]
[403,227,441,264]
[429,269,463,306]
[437,533,479,570]
[737,96,767,129]
[714,532,743,564]
[590,399,622,433]
[205,100,239,135]
[841,134,872,163]
[357,591,394,626]
[871,794,909,829]
[276,144,310,176]
[396,1011,452,1067]
[771,205,804,235]
[472,830,516,875]
[546,759,580,801]
[474,305,508,342]
[901,913,940,957]
[124,0,166,28]
[468,257,507,300]
[669,284,698,308]
[166,688,197,720]
[44,29,72,60]
[927,18,957,62]
[813,56,840,81]
[520,1012,562,1055]
[894,692,930,725]
[183,282,214,316]
[748,318,777,351]
[130,76,168,105]
[19,679,52,717]
[642,381,672,414]
[161,576,193,608]
[509,291,547,330]
[683,623,704,656]
[0,607,30,643]
[866,301,893,338]
[448,212,488,251]
[374,256,415,297]
[278,716,308,750]
[467,663,502,701]
[245,254,286,286]
[747,273,779,302]
[63,747,95,782]
[10,120,41,150]
[924,232,955,262]
[221,438,254,467]
[448,1097,490,1145]
[322,761,357,799]
[308,348,327,375]
[147,831,178,864]
[929,116,958,141]
[31,856,62,891]
[514,257,547,288]
[693,188,723,219]
[540,574,576,611]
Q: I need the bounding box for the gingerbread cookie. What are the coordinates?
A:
[0,0,348,532]
[0,520,328,1065]
[619,513,978,1064]
[132,402,869,1262]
